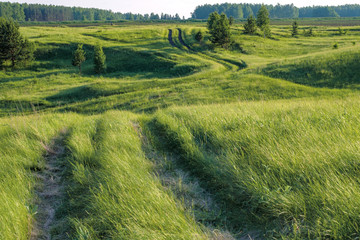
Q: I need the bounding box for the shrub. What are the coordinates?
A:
[195,31,203,42]
[304,28,314,37]
[338,27,348,35]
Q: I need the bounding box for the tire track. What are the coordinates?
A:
[168,29,176,47]
[177,28,192,51]
[30,129,68,240]
[171,28,244,71]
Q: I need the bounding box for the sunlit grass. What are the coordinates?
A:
[1,20,360,239]
[148,97,360,239]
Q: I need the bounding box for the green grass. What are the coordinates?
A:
[1,19,360,239]
[262,49,360,88]
[0,113,79,239]
[52,112,206,239]
[0,112,210,239]
[147,97,360,239]
[1,23,359,115]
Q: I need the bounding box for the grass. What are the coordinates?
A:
[262,49,360,88]
[52,112,207,239]
[1,19,360,239]
[0,113,79,239]
[147,97,360,239]
[1,23,359,115]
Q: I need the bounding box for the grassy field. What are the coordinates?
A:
[1,19,360,239]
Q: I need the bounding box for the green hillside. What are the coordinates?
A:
[1,20,360,239]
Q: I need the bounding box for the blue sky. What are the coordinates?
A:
[7,0,360,18]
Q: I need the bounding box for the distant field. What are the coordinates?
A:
[1,19,360,239]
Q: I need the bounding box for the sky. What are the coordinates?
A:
[6,0,360,18]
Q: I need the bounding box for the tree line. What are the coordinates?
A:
[0,2,182,22]
[192,3,360,19]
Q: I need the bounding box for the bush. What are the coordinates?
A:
[230,42,245,53]
[304,28,314,37]
[338,27,348,35]
[194,31,203,42]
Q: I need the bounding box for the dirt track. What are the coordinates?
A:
[31,130,67,240]
[177,28,192,51]
[168,29,176,47]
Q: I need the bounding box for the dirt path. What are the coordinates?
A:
[132,122,238,239]
[168,29,176,47]
[30,129,68,240]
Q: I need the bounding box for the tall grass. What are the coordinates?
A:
[0,113,78,239]
[262,49,360,88]
[0,23,356,116]
[2,21,360,239]
[148,97,360,239]
[53,111,206,239]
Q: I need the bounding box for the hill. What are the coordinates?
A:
[1,20,360,239]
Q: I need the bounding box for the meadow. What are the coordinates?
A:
[1,20,360,239]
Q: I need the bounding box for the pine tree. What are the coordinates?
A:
[207,12,231,49]
[256,5,271,38]
[291,20,299,37]
[0,17,35,68]
[72,44,86,74]
[243,15,257,34]
[93,44,106,74]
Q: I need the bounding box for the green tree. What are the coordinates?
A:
[256,5,271,38]
[72,44,86,73]
[94,44,106,74]
[195,31,203,42]
[0,17,35,68]
[243,5,254,18]
[243,15,257,34]
[207,12,232,49]
[229,16,234,25]
[17,38,35,65]
[291,20,299,37]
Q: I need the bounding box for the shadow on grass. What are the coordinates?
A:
[262,50,360,88]
[34,42,198,79]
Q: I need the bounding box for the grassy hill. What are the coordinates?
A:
[1,20,360,239]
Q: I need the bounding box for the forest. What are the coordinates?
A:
[192,3,360,19]
[2,2,360,22]
[0,1,182,22]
